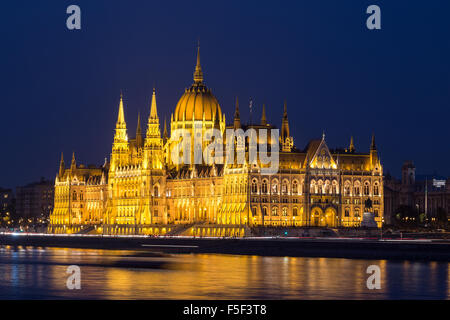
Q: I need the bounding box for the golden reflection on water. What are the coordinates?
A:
[0,247,448,299]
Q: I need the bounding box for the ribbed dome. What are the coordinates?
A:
[173,45,222,122]
[174,83,222,121]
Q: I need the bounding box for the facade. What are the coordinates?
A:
[16,178,54,222]
[384,161,450,224]
[0,187,14,227]
[49,48,384,235]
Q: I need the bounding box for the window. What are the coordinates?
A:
[73,191,77,201]
[374,183,379,196]
[272,181,278,194]
[282,207,288,216]
[364,182,370,196]
[262,180,268,194]
[153,209,159,217]
[344,183,351,196]
[262,207,268,216]
[292,181,298,194]
[344,208,350,217]
[252,207,257,216]
[251,179,258,193]
[272,207,278,216]
[154,186,159,197]
[282,180,288,195]
[310,180,316,194]
[293,207,298,216]
[354,182,360,196]
[374,209,379,217]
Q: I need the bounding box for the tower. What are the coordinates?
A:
[349,136,355,153]
[144,88,163,170]
[59,152,65,178]
[401,161,416,185]
[233,97,241,129]
[369,133,379,170]
[281,101,293,152]
[261,104,267,126]
[110,94,129,171]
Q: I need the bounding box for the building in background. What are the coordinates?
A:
[0,187,14,227]
[16,178,54,224]
[384,161,450,224]
[49,47,384,235]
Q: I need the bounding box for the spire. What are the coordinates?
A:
[136,112,142,136]
[261,104,267,126]
[371,133,376,150]
[150,88,158,120]
[59,152,65,177]
[71,152,76,171]
[233,96,241,129]
[163,118,168,140]
[281,101,290,138]
[136,112,143,148]
[349,136,355,153]
[117,92,126,126]
[322,130,326,141]
[193,42,203,83]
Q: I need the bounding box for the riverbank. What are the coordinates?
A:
[0,233,449,261]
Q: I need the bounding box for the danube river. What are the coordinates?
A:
[0,246,448,299]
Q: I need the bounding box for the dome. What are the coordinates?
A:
[174,83,222,121]
[173,46,222,122]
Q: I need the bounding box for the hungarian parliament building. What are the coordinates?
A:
[49,48,384,236]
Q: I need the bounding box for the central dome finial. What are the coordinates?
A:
[193,41,203,83]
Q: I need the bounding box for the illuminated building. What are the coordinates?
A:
[49,47,384,235]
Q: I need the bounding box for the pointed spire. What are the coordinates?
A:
[283,101,288,120]
[150,88,158,120]
[261,104,267,126]
[59,152,65,177]
[322,130,326,141]
[193,41,203,83]
[136,112,142,136]
[163,118,168,140]
[234,96,241,129]
[70,152,76,171]
[371,133,376,150]
[117,92,126,126]
[349,136,355,153]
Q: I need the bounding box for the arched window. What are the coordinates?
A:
[354,181,361,196]
[344,182,351,196]
[310,180,316,194]
[79,191,83,201]
[344,208,350,217]
[272,207,278,216]
[262,207,268,216]
[324,180,330,194]
[318,180,323,194]
[154,186,159,197]
[282,180,289,195]
[354,209,360,217]
[374,182,379,196]
[251,179,258,194]
[292,181,298,194]
[364,182,370,196]
[332,180,338,194]
[262,180,268,194]
[271,180,278,194]
[293,207,298,216]
[73,191,77,201]
[282,207,288,216]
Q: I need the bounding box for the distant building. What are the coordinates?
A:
[384,161,450,224]
[16,178,54,222]
[0,188,14,226]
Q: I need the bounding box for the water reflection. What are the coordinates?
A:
[0,246,448,299]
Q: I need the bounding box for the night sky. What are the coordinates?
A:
[1,0,449,188]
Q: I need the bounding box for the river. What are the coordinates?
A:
[0,246,448,299]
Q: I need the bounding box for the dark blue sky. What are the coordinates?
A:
[1,0,449,188]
